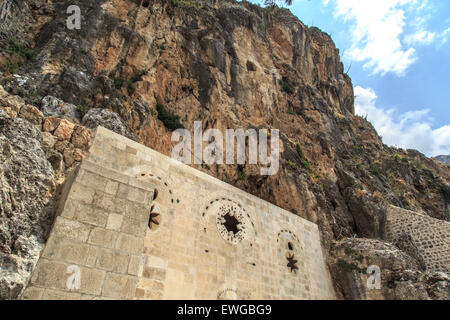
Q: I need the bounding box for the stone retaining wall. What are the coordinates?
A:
[384,206,449,273]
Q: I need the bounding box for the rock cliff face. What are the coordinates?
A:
[0,0,449,299]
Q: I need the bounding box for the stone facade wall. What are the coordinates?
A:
[384,206,450,273]
[21,126,335,300]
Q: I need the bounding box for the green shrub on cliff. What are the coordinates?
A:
[156,100,184,131]
[1,38,36,74]
[170,0,210,9]
[7,38,36,60]
[111,70,147,95]
[279,79,294,94]
[296,143,304,158]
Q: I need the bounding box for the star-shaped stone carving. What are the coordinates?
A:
[223,211,241,235]
[148,204,161,230]
[286,253,299,274]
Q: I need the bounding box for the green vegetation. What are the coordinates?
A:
[301,159,312,171]
[343,248,365,264]
[15,87,26,98]
[393,153,402,161]
[15,87,42,105]
[344,247,355,256]
[410,159,424,170]
[1,38,36,74]
[130,70,147,83]
[77,105,90,118]
[337,259,363,273]
[76,98,94,118]
[83,97,94,108]
[279,79,295,94]
[2,60,20,74]
[170,0,211,9]
[110,70,147,95]
[150,107,158,119]
[170,0,192,7]
[264,0,293,7]
[296,143,304,159]
[7,38,36,60]
[369,163,382,177]
[237,167,246,181]
[408,159,435,175]
[16,87,38,99]
[286,143,313,172]
[170,0,293,11]
[352,144,365,156]
[112,76,127,89]
[290,209,298,215]
[287,160,297,170]
[156,100,184,131]
[422,166,435,176]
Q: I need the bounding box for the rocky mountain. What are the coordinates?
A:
[435,155,450,166]
[0,0,449,300]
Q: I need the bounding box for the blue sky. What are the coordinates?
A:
[250,0,450,157]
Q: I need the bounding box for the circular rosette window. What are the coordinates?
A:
[215,201,249,245]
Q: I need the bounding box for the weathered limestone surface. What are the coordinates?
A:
[329,238,450,300]
[0,110,55,299]
[0,86,93,300]
[22,127,335,300]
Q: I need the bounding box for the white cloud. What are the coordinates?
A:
[354,86,450,156]
[405,13,436,46]
[324,0,435,76]
[404,30,435,46]
[438,28,450,47]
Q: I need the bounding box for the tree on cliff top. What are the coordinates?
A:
[263,0,293,7]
